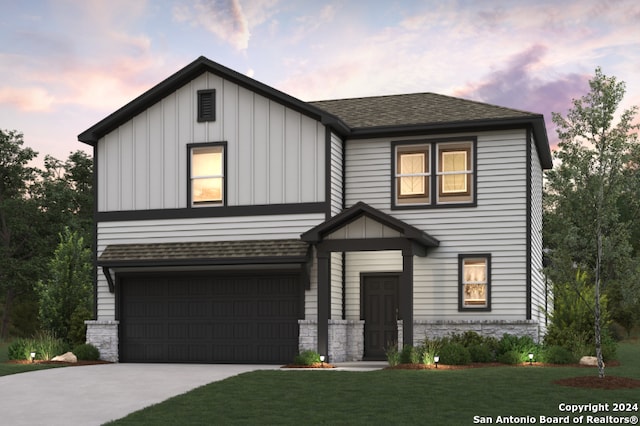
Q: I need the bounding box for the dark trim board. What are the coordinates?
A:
[526,129,533,320]
[96,202,327,222]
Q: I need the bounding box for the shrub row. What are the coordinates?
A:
[385,331,606,366]
[7,332,99,361]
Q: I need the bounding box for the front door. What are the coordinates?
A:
[362,274,399,360]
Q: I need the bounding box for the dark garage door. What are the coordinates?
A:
[119,272,302,364]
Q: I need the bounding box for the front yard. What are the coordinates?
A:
[107,342,640,425]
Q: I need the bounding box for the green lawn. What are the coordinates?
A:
[108,342,640,425]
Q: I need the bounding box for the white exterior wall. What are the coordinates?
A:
[529,136,547,331]
[97,72,325,212]
[343,130,530,321]
[96,213,324,320]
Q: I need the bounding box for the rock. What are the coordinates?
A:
[579,356,603,367]
[51,352,78,363]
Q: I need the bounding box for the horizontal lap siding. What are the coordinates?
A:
[529,136,546,327]
[343,131,528,321]
[97,72,324,212]
[96,213,324,320]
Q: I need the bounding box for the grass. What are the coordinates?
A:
[107,341,640,425]
[0,339,64,377]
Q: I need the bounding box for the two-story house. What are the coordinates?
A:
[78,56,552,364]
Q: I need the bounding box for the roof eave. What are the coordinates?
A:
[345,115,552,169]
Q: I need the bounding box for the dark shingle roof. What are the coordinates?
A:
[98,239,309,266]
[309,93,538,129]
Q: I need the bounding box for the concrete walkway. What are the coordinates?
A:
[0,361,386,425]
[0,363,280,426]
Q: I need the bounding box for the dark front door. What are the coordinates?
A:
[362,274,399,360]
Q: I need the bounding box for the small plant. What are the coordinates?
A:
[468,344,494,363]
[420,337,444,365]
[385,344,400,367]
[293,350,321,366]
[7,338,32,361]
[73,343,100,361]
[438,342,471,365]
[33,331,68,361]
[497,350,522,365]
[400,345,420,364]
[541,346,575,364]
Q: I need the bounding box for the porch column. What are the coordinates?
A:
[400,251,414,347]
[317,250,330,359]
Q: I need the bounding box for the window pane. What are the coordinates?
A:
[441,151,467,193]
[464,284,487,306]
[192,177,222,203]
[462,258,487,307]
[192,147,222,177]
[400,176,425,196]
[400,153,425,174]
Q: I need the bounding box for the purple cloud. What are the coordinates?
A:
[454,44,591,148]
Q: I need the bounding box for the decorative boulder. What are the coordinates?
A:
[579,356,603,367]
[51,352,78,363]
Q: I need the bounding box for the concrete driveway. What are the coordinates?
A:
[0,363,280,425]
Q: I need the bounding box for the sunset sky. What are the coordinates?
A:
[2,0,639,165]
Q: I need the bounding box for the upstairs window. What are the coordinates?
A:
[189,143,225,207]
[197,89,216,122]
[396,145,430,205]
[437,142,473,204]
[393,138,476,208]
[459,254,491,311]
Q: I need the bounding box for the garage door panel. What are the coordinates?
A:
[120,272,301,364]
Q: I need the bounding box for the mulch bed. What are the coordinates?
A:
[281,362,335,369]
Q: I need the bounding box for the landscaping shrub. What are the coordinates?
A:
[7,338,31,361]
[497,334,539,362]
[293,350,321,366]
[449,331,485,348]
[73,343,100,361]
[400,345,420,364]
[438,342,471,365]
[385,344,400,367]
[7,332,68,361]
[419,337,443,365]
[542,346,575,364]
[468,344,494,363]
[497,350,522,365]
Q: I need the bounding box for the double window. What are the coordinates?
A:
[188,143,225,207]
[393,138,476,208]
[459,254,491,311]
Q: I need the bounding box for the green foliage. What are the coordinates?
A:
[438,342,471,365]
[497,350,522,365]
[36,229,93,345]
[419,337,443,365]
[7,331,68,361]
[293,350,321,365]
[400,345,420,364]
[385,344,400,367]
[541,346,576,364]
[468,344,494,363]
[73,343,100,361]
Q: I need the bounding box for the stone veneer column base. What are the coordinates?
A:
[412,320,541,344]
[85,320,119,362]
[298,319,365,363]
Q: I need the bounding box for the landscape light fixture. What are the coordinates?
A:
[30,352,36,363]
[528,353,534,365]
[320,355,325,366]
[434,355,440,369]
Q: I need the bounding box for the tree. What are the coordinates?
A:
[545,68,640,378]
[36,229,92,346]
[0,129,45,338]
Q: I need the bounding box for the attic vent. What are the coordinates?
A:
[197,89,216,122]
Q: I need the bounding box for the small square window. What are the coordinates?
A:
[197,89,216,122]
[189,144,225,206]
[437,142,473,203]
[459,254,491,311]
